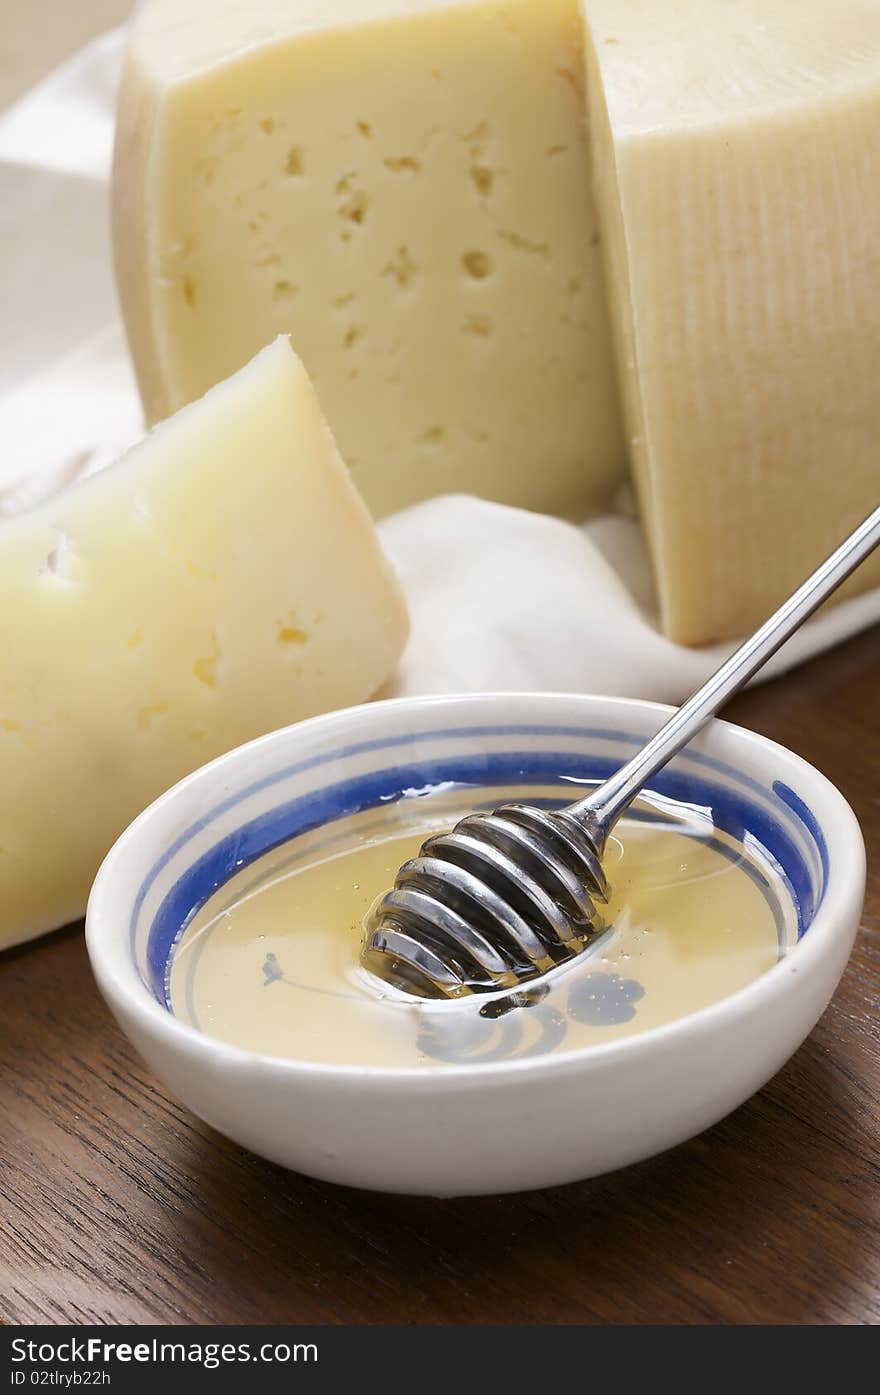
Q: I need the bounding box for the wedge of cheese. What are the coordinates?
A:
[112,0,626,521]
[0,337,408,949]
[114,0,880,644]
[584,0,880,642]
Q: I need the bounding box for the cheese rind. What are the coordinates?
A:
[113,0,625,520]
[584,0,880,642]
[0,337,407,949]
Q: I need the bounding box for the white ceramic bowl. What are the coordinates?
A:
[86,693,865,1196]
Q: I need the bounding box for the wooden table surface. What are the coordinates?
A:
[1,624,878,1326]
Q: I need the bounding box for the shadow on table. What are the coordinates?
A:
[175,1036,872,1323]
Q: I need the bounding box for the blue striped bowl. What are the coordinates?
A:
[86,693,864,1195]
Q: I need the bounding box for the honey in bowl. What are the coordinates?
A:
[169,787,795,1068]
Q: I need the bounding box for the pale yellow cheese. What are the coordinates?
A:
[0,337,407,949]
[114,0,880,645]
[112,0,625,520]
[584,0,880,642]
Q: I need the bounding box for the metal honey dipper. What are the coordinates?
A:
[362,505,880,999]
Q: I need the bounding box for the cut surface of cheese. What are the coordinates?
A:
[0,336,408,950]
[583,0,880,642]
[113,0,625,521]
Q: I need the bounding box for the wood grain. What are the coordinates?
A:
[1,625,878,1326]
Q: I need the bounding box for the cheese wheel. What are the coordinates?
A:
[114,0,880,643]
[0,337,407,948]
[112,0,626,522]
[584,0,880,641]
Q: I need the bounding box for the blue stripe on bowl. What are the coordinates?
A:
[130,722,817,955]
[134,733,828,1007]
[773,781,830,886]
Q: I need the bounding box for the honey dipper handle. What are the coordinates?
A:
[570,502,880,842]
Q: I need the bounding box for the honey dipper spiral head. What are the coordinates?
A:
[361,803,610,999]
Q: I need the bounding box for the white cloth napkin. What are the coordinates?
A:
[1,30,878,704]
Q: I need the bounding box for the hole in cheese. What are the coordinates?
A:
[384,155,421,175]
[382,247,419,289]
[45,533,79,583]
[277,620,308,646]
[470,165,494,197]
[193,631,222,688]
[284,146,304,176]
[137,700,169,730]
[462,251,492,279]
[464,314,493,338]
